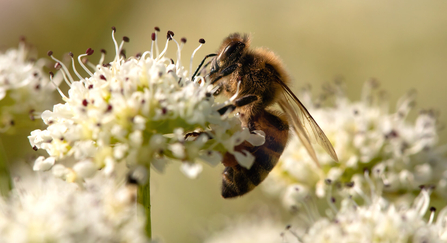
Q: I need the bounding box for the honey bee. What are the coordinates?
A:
[195,33,338,198]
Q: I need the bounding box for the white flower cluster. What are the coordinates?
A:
[203,213,295,243]
[301,196,447,243]
[296,177,447,243]
[205,175,447,243]
[0,40,56,133]
[264,80,447,201]
[0,172,148,243]
[28,28,264,182]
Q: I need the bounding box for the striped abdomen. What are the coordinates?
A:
[221,110,289,198]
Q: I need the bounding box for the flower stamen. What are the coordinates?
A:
[49,72,67,99]
[158,30,173,59]
[47,50,74,84]
[190,38,205,80]
[77,48,95,77]
[69,52,83,80]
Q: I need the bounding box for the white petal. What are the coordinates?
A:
[233,150,255,169]
[169,143,185,159]
[199,150,222,167]
[52,164,70,178]
[73,160,97,178]
[151,158,167,173]
[33,156,55,171]
[180,162,202,179]
[283,183,310,203]
[246,130,266,146]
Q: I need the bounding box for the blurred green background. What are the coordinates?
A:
[1,0,447,242]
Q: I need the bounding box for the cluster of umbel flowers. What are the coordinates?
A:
[0,39,57,133]
[206,172,447,243]
[0,168,148,243]
[28,27,264,183]
[263,80,447,207]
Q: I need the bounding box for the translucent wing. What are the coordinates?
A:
[275,79,339,164]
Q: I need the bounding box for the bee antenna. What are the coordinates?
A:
[191,53,217,82]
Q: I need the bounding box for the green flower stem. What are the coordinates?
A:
[0,138,11,197]
[138,168,151,239]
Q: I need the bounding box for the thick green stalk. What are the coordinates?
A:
[138,168,151,239]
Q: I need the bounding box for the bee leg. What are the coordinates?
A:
[220,63,238,77]
[217,95,258,115]
[184,131,212,141]
[191,53,217,81]
[234,95,258,107]
[211,64,239,84]
[210,83,223,96]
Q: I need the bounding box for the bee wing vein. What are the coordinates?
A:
[275,79,339,163]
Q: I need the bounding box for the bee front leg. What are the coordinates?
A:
[211,64,239,84]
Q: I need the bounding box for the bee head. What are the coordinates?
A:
[210,33,250,75]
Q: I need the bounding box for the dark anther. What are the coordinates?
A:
[181,37,187,43]
[151,33,156,41]
[162,107,167,115]
[68,52,74,57]
[430,206,436,212]
[346,181,355,187]
[35,84,40,90]
[285,225,291,230]
[385,130,399,139]
[100,75,107,81]
[111,26,116,32]
[199,38,205,44]
[167,30,174,40]
[88,84,93,89]
[154,26,160,32]
[106,104,113,112]
[29,109,35,121]
[32,145,38,151]
[325,179,332,185]
[86,48,94,56]
[123,36,130,42]
[33,72,39,77]
[10,120,15,126]
[331,197,336,203]
[101,49,107,54]
[49,72,54,78]
[82,99,88,107]
[20,36,26,42]
[47,51,53,56]
[136,53,142,58]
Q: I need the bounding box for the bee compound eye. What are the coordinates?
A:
[221,41,245,60]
